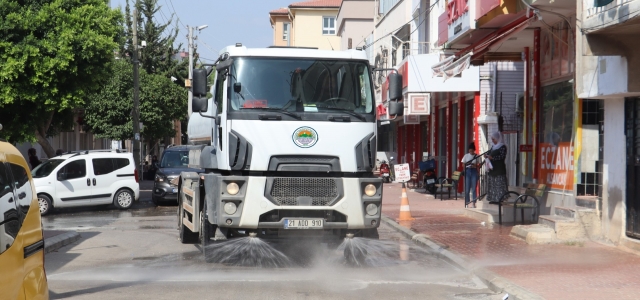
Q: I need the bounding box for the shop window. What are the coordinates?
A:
[539,81,574,190]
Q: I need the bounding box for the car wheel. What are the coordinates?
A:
[38,194,52,216]
[114,189,134,210]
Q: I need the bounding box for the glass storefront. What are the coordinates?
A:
[538,80,574,190]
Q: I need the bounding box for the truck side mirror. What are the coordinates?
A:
[192,97,208,113]
[388,73,403,101]
[193,69,207,97]
[388,101,404,116]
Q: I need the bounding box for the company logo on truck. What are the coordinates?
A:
[292,127,318,148]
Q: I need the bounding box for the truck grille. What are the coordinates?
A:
[270,178,340,206]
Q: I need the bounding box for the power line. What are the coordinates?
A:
[165,0,185,28]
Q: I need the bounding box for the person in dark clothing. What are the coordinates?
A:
[28,148,41,170]
[485,132,508,203]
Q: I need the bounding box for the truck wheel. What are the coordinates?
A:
[178,191,199,244]
[200,202,215,262]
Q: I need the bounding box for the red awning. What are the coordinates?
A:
[455,10,536,60]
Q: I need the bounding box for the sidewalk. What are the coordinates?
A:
[381,183,640,300]
[44,230,81,253]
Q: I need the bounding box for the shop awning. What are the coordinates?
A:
[455,10,536,61]
[432,10,536,78]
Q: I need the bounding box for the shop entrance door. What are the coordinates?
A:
[625,98,640,239]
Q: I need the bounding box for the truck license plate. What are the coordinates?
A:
[283,219,323,229]
[427,179,435,184]
[383,174,389,177]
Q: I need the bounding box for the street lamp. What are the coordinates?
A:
[197,25,208,31]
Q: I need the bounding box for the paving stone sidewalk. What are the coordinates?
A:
[381,183,640,300]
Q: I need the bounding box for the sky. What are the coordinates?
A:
[110,0,294,62]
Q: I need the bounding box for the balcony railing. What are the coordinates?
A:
[585,0,634,18]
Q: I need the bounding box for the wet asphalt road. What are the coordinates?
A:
[43,182,503,300]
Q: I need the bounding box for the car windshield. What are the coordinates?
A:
[160,151,189,168]
[228,57,374,114]
[32,159,64,178]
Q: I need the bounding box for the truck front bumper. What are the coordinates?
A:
[203,175,382,230]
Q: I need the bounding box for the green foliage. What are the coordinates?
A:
[0,0,121,155]
[122,0,187,82]
[85,59,187,142]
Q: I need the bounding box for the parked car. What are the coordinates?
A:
[0,139,49,299]
[152,146,202,205]
[31,150,140,215]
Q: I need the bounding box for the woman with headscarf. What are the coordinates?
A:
[485,132,508,203]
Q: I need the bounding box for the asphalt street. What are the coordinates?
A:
[42,182,503,300]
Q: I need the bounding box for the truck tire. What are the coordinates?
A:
[200,202,216,262]
[178,188,199,244]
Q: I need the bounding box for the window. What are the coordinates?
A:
[228,58,374,117]
[58,160,86,181]
[115,158,130,170]
[92,158,115,175]
[0,163,19,255]
[283,23,290,40]
[31,159,64,178]
[322,17,336,35]
[9,163,32,216]
[215,72,224,115]
[160,151,189,168]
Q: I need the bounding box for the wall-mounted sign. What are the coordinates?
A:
[404,108,420,124]
[407,94,431,115]
[519,144,533,152]
[447,0,474,43]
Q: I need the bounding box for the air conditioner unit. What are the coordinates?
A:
[515,93,525,113]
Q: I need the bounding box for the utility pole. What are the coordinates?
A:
[187,25,194,116]
[132,9,141,181]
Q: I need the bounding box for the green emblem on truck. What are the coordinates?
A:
[292,127,318,148]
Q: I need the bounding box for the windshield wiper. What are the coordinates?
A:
[319,107,367,121]
[242,107,302,120]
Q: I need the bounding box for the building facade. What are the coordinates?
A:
[269,0,342,50]
[576,0,640,250]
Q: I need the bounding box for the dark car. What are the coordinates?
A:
[152,146,203,205]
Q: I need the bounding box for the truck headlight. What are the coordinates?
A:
[224,202,237,215]
[364,184,377,196]
[226,182,239,195]
[365,203,378,216]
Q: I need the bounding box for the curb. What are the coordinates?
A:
[381,215,544,300]
[44,231,81,254]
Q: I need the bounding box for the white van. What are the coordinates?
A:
[31,150,140,215]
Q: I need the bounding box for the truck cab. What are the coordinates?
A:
[180,45,403,247]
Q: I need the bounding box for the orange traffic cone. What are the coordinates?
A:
[397,182,415,221]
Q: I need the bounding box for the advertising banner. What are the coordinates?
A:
[539,142,574,190]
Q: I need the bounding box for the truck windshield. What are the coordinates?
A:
[228,58,374,115]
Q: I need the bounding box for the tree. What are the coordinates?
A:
[123,0,187,81]
[0,0,121,157]
[84,59,187,144]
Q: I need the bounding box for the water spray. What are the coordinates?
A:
[345,233,355,239]
[249,232,258,238]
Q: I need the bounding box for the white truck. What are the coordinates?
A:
[178,44,404,252]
